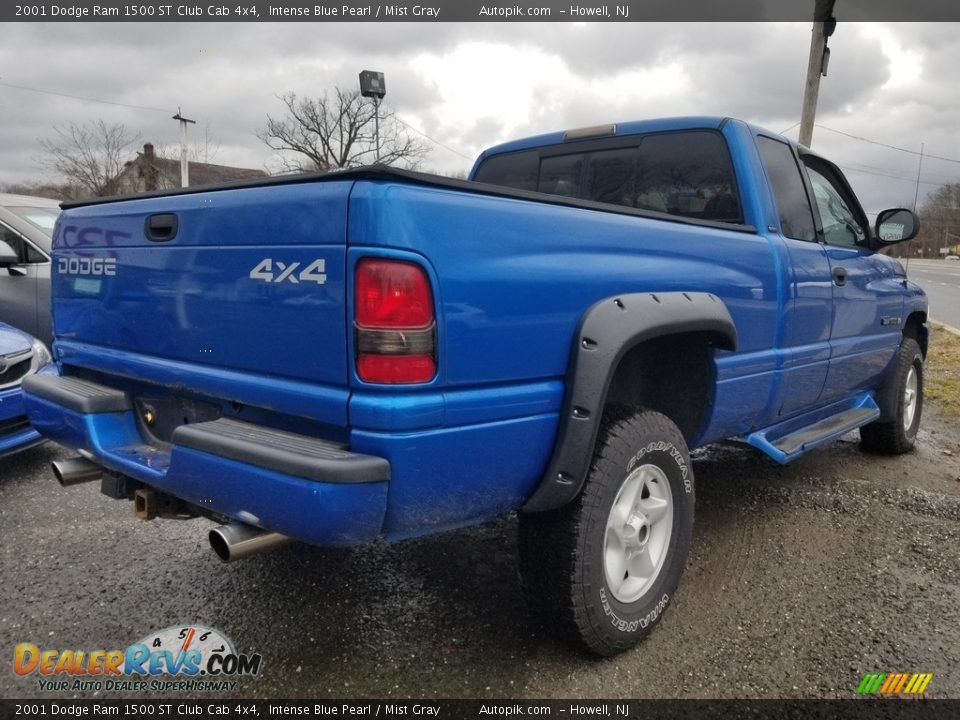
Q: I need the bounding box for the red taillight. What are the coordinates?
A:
[354,258,436,384]
[356,259,433,329]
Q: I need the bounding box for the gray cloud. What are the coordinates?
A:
[1,20,959,219]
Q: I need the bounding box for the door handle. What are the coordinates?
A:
[144,213,179,242]
[832,266,847,287]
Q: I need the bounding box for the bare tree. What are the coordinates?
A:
[914,182,960,258]
[39,120,139,198]
[257,89,430,172]
[0,179,76,200]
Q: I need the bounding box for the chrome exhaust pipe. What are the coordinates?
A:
[52,457,102,487]
[209,523,291,563]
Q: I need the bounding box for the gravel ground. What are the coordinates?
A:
[1,404,958,700]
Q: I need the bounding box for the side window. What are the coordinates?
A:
[757,136,816,242]
[472,150,538,191]
[635,131,742,223]
[0,224,45,264]
[25,243,46,263]
[804,163,868,248]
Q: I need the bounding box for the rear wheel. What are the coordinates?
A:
[860,338,923,454]
[519,408,695,656]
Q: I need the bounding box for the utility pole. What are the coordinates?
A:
[172,108,196,187]
[373,97,381,163]
[798,0,836,148]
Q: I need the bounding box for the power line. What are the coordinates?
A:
[781,120,960,167]
[837,163,944,186]
[816,124,960,166]
[778,121,800,136]
[779,120,960,186]
[0,80,171,114]
[393,114,473,161]
[839,158,957,184]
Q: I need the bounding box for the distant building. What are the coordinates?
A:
[115,143,267,194]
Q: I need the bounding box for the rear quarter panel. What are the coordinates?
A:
[349,182,779,387]
[347,181,782,535]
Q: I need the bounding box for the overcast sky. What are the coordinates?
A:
[2,21,959,215]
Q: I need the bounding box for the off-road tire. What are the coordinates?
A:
[860,337,923,454]
[518,407,695,656]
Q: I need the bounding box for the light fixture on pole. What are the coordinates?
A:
[359,70,386,164]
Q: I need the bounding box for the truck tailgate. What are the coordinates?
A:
[53,181,351,389]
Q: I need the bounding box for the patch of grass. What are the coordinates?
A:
[926,326,960,416]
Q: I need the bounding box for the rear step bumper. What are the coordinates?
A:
[22,372,390,546]
[173,417,389,484]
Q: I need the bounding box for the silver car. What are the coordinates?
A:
[0,193,61,345]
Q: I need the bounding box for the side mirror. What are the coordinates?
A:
[875,208,920,245]
[0,240,19,266]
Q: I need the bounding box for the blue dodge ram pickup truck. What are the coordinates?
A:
[23,117,927,655]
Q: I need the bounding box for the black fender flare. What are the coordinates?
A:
[522,291,737,513]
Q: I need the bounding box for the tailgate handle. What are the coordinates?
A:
[145,213,179,242]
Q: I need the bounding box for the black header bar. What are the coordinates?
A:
[0,699,955,719]
[6,0,960,22]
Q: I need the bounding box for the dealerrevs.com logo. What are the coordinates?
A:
[13,625,261,693]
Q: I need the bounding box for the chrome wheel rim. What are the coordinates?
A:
[604,463,674,603]
[903,364,919,431]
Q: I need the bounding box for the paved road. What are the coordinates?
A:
[2,407,959,701]
[904,259,960,329]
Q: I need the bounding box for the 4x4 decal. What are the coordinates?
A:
[249,258,326,285]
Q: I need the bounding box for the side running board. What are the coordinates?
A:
[746,393,880,464]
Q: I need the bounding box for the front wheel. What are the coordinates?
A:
[860,337,923,454]
[518,408,695,656]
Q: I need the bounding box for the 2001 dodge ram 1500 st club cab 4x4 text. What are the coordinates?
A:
[23,117,927,656]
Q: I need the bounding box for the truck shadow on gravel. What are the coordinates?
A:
[2,426,958,698]
[188,425,960,698]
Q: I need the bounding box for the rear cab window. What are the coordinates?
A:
[473,129,743,225]
[474,150,538,192]
[539,154,583,198]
